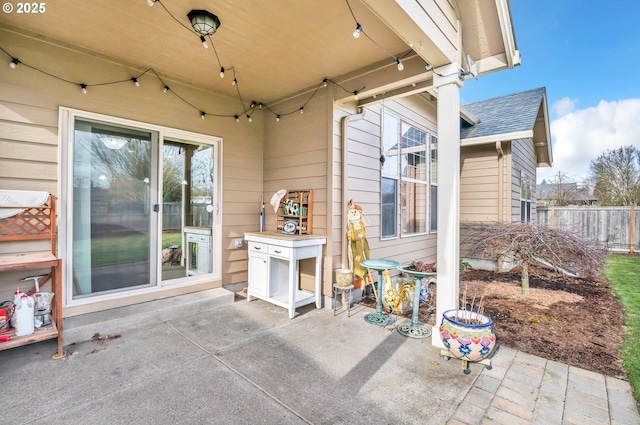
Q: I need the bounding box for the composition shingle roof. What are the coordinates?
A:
[460,87,546,140]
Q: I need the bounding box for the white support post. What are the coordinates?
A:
[432,63,463,347]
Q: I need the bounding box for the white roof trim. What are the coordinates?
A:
[495,0,521,68]
[460,130,533,146]
[460,105,480,125]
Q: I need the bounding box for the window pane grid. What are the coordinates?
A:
[380,114,437,238]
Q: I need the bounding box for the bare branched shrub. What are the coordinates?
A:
[461,222,607,294]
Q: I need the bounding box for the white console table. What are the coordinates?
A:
[244,232,326,318]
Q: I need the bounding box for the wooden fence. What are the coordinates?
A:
[537,206,638,253]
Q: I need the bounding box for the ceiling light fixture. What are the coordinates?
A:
[100,137,128,150]
[188,9,221,36]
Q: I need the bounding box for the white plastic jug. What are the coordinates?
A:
[15,294,34,336]
[9,287,22,328]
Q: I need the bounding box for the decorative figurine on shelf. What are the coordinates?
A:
[347,199,371,291]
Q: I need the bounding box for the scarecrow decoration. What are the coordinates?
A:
[347,200,373,293]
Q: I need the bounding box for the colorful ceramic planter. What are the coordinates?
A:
[439,309,496,362]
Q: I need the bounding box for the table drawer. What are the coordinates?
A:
[268,245,291,258]
[249,242,267,253]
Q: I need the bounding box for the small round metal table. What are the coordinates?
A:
[396,265,436,338]
[360,259,400,327]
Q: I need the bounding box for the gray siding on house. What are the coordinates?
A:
[332,96,438,275]
[511,138,537,222]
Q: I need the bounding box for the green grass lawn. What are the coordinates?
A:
[604,254,640,402]
[78,232,183,268]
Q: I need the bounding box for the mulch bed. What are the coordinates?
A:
[358,265,627,380]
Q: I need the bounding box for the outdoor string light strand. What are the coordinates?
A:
[1,44,366,121]
[344,0,405,69]
[0,0,374,123]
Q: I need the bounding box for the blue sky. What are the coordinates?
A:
[461,0,640,183]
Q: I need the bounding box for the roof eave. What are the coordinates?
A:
[461,130,533,147]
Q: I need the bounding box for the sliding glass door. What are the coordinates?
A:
[61,109,221,304]
[72,119,157,297]
[161,138,215,281]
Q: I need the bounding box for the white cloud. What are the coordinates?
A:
[551,97,577,116]
[538,99,640,183]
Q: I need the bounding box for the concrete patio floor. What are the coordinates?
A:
[2,288,639,424]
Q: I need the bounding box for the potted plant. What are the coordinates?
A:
[439,287,496,374]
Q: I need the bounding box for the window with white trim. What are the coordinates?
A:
[381,113,436,238]
[520,170,533,223]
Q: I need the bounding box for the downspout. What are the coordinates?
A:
[341,111,365,269]
[496,141,504,221]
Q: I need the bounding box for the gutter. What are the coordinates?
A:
[341,111,365,269]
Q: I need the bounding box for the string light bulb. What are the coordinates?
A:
[9,58,20,69]
[131,77,140,87]
[232,78,237,86]
[80,84,87,94]
[353,23,362,38]
[299,107,304,114]
[247,114,252,123]
[276,115,280,122]
[353,91,359,101]
[396,58,404,71]
[220,67,225,78]
[235,115,239,122]
[250,101,256,108]
[200,35,209,49]
[163,85,169,93]
[201,111,206,119]
[147,0,157,6]
[323,79,328,88]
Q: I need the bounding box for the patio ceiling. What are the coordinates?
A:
[0,0,517,106]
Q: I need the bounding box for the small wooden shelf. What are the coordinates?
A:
[0,194,65,359]
[275,190,313,235]
[0,322,58,351]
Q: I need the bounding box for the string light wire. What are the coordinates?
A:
[344,0,407,68]
[1,0,378,122]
